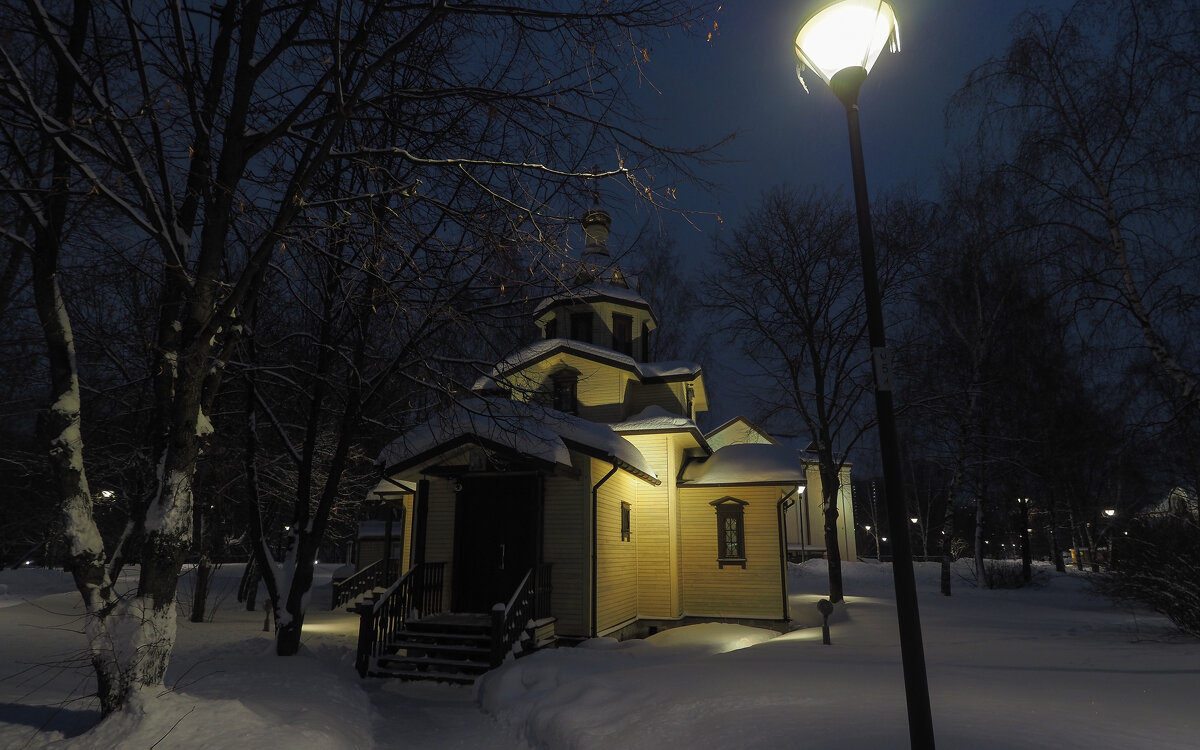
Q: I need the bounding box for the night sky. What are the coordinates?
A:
[601,0,1077,431]
[613,0,1076,266]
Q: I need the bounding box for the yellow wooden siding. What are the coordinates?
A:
[535,299,655,360]
[672,441,688,614]
[627,381,686,418]
[424,478,457,608]
[623,434,676,619]
[678,486,785,619]
[542,462,590,637]
[590,301,650,356]
[706,419,776,451]
[594,457,638,634]
[404,495,415,572]
[837,465,857,560]
[503,353,628,424]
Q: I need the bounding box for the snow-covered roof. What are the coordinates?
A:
[639,361,703,379]
[613,406,710,451]
[473,339,702,391]
[678,442,808,486]
[365,478,414,500]
[613,405,695,432]
[533,282,654,317]
[378,398,660,485]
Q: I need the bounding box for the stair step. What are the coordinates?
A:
[369,668,478,685]
[377,654,491,672]
[390,640,490,656]
[392,629,490,644]
[403,623,491,636]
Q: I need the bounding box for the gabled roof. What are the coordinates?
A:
[612,405,711,452]
[705,416,780,449]
[473,338,703,391]
[678,442,808,487]
[378,397,660,485]
[366,477,415,500]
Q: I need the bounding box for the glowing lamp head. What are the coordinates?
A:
[1104,508,1116,517]
[794,0,899,105]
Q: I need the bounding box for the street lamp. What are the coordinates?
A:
[794,3,935,748]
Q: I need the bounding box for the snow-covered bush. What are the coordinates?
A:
[1102,520,1200,639]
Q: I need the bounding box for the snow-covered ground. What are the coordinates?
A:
[1,560,1196,749]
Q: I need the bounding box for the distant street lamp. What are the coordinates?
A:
[794,2,935,748]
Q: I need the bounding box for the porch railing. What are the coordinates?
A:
[490,563,552,667]
[331,558,390,611]
[355,562,445,677]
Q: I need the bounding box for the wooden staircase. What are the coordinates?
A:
[354,562,555,684]
[374,614,495,684]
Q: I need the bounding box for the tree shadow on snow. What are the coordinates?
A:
[0,701,99,739]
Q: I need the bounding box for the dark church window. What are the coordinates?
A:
[641,322,651,362]
[544,317,557,339]
[621,502,631,541]
[613,313,633,356]
[570,312,593,344]
[552,371,578,415]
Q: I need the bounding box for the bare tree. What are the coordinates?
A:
[1,0,722,715]
[957,0,1200,416]
[706,186,916,602]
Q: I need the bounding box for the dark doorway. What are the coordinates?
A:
[452,474,540,612]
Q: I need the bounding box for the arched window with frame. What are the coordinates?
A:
[711,497,748,568]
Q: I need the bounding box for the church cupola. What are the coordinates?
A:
[581,208,612,261]
[534,205,659,361]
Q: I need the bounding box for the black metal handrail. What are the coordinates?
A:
[355,562,445,677]
[490,563,551,667]
[332,558,388,610]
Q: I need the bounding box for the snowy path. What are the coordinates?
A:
[365,680,529,750]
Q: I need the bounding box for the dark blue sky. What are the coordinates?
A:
[610,0,1074,266]
[602,0,1076,434]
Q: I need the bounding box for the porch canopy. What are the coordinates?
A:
[379,397,659,485]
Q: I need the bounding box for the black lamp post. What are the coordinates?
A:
[794,2,935,747]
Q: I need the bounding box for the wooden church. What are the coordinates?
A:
[341,209,856,680]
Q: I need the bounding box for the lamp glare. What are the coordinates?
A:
[794,0,899,86]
